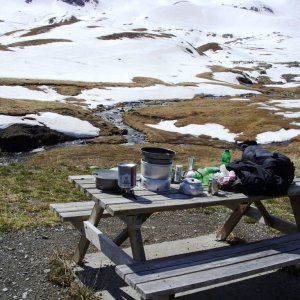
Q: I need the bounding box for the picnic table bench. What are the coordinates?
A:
[50,175,300,299]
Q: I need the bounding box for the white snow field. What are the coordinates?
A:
[0,112,100,137]
[0,0,300,143]
[147,120,238,142]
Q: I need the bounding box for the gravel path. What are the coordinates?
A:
[1,209,299,300]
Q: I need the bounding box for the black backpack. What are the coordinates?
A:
[227,145,295,196]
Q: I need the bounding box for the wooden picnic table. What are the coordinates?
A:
[50,175,300,300]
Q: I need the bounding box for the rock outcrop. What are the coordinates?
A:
[0,124,75,152]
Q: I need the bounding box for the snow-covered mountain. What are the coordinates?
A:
[0,0,299,84]
[0,0,299,147]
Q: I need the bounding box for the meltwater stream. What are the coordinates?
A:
[95,100,170,144]
[0,100,171,165]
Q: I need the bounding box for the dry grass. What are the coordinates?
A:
[7,39,72,48]
[196,43,223,55]
[0,44,11,51]
[97,31,174,40]
[0,76,167,97]
[48,251,101,300]
[20,17,79,37]
[123,95,297,143]
[2,29,24,36]
[27,143,239,169]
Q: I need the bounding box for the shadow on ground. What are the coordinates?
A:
[76,264,300,300]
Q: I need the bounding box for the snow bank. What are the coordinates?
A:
[146,120,238,143]
[0,112,100,138]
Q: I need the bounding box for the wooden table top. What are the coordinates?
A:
[69,175,300,216]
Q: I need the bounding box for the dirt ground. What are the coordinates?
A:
[1,209,300,300]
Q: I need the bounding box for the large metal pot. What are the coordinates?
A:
[141,159,172,180]
[141,147,176,165]
[140,175,170,192]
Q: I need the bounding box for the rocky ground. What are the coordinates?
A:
[2,209,300,300]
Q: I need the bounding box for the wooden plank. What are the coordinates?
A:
[83,221,134,265]
[114,213,152,246]
[73,202,104,265]
[68,175,94,182]
[217,202,252,241]
[126,215,146,262]
[253,201,273,226]
[116,233,300,277]
[50,201,94,210]
[58,210,92,221]
[136,249,300,299]
[289,195,300,231]
[103,193,269,216]
[50,202,94,213]
[124,241,300,288]
[225,203,298,234]
[58,210,110,221]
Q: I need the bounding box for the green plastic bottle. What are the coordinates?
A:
[192,167,215,185]
[221,149,231,165]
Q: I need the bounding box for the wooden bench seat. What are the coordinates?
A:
[116,233,300,300]
[50,201,110,222]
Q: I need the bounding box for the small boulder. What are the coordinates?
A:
[0,124,75,152]
[236,75,253,85]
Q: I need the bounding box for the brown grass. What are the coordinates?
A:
[97,31,174,40]
[0,76,171,109]
[3,29,24,36]
[0,77,168,97]
[123,96,296,144]
[48,251,101,299]
[20,17,79,37]
[26,140,300,174]
[196,43,222,55]
[132,28,148,32]
[7,39,72,48]
[0,44,11,51]
[26,143,237,169]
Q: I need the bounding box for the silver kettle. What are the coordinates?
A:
[179,178,203,196]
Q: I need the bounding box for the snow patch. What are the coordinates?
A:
[0,86,66,101]
[269,99,300,109]
[146,120,238,142]
[256,128,300,144]
[0,112,99,138]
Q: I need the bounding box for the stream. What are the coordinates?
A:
[96,100,170,144]
[0,100,170,165]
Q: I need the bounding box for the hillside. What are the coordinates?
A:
[0,0,299,149]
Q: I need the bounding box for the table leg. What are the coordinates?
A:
[127,215,146,262]
[114,213,152,246]
[254,201,273,226]
[217,202,252,241]
[289,195,300,231]
[73,202,104,265]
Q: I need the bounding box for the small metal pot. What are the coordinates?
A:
[93,170,119,191]
[179,178,203,196]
